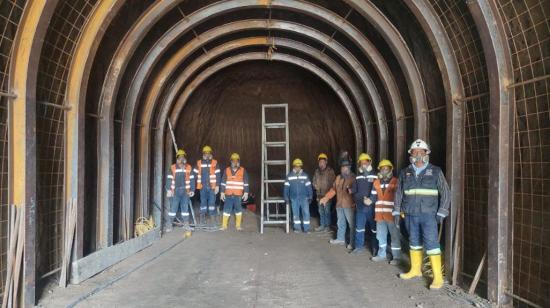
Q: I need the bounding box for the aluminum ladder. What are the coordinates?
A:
[260,104,290,233]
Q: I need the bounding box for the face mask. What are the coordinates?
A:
[410,154,429,165]
[293,167,302,173]
[360,163,372,172]
[379,169,391,178]
[231,162,239,169]
[177,157,186,165]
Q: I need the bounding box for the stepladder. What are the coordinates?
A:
[260,104,290,233]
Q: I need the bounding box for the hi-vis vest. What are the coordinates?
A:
[196,159,218,189]
[168,163,193,193]
[223,167,245,196]
[372,177,397,222]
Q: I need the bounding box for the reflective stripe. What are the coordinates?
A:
[225,186,244,190]
[391,247,401,250]
[181,213,190,216]
[223,213,231,217]
[201,164,210,167]
[294,220,301,223]
[375,208,393,213]
[371,191,377,195]
[375,201,394,206]
[215,169,220,173]
[226,181,244,185]
[380,183,390,188]
[404,189,438,196]
[305,182,311,186]
[284,182,290,186]
[392,211,400,216]
[189,175,195,179]
[410,245,423,250]
[175,169,183,173]
[168,212,176,217]
[221,183,226,186]
[185,185,191,189]
[235,212,242,216]
[356,175,365,179]
[243,184,249,186]
[193,168,199,173]
[437,212,446,217]
[367,175,378,179]
[208,207,215,210]
[298,176,308,179]
[288,176,298,180]
[379,244,387,247]
[303,220,310,224]
[426,248,441,255]
[356,228,365,232]
[167,175,173,179]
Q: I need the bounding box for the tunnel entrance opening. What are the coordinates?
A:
[174,61,357,200]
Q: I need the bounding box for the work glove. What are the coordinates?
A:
[393,213,400,228]
[242,192,249,202]
[166,190,174,198]
[319,197,327,206]
[220,192,226,201]
[214,186,220,194]
[437,214,445,224]
[188,191,195,197]
[363,197,373,206]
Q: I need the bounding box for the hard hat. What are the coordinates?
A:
[357,153,372,163]
[292,158,303,167]
[230,153,240,161]
[318,153,328,161]
[378,159,394,170]
[202,145,213,154]
[176,149,186,158]
[408,139,431,154]
[340,160,351,167]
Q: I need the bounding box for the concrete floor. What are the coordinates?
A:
[39,212,486,307]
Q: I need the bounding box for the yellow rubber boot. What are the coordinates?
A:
[235,213,243,231]
[400,249,423,279]
[429,254,444,289]
[221,214,229,230]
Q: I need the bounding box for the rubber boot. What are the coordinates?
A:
[235,213,242,231]
[400,249,423,279]
[429,254,444,289]
[221,215,229,230]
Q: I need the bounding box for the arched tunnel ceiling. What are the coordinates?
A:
[82,0,443,228]
[66,0,454,247]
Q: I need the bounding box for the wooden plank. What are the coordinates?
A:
[469,250,487,294]
[70,228,160,284]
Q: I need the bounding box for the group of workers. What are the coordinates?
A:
[165,145,249,232]
[283,139,450,290]
[165,138,450,290]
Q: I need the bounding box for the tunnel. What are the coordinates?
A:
[1,0,549,307]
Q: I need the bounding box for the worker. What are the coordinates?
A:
[165,149,195,232]
[369,159,401,264]
[312,153,336,232]
[349,153,378,255]
[393,139,450,289]
[284,158,313,233]
[220,153,249,231]
[193,145,221,226]
[320,159,355,249]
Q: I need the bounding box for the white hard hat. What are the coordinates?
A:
[408,139,431,154]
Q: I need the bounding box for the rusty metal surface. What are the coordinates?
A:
[467,1,514,305]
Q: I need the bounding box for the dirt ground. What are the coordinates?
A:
[38,212,489,308]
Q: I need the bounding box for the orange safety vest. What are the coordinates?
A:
[196,159,218,189]
[171,163,193,193]
[224,167,245,196]
[373,177,398,222]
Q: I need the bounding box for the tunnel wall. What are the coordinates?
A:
[0,1,548,306]
[175,60,356,197]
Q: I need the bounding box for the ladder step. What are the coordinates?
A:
[264,141,286,147]
[264,160,286,165]
[264,123,286,128]
[263,179,285,183]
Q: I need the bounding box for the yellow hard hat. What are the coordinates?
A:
[378,159,393,170]
[357,153,372,163]
[202,145,213,154]
[230,153,240,161]
[176,149,186,158]
[317,153,328,161]
[292,158,303,167]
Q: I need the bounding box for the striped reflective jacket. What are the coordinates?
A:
[194,159,221,190]
[393,164,450,217]
[351,168,378,204]
[283,170,313,202]
[220,167,249,196]
[370,176,398,222]
[165,163,195,195]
